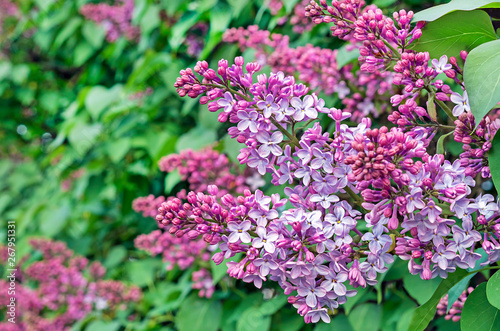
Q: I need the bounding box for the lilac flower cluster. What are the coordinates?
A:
[171,51,500,322]
[0,239,141,331]
[305,1,500,181]
[223,25,395,120]
[436,287,475,322]
[80,0,139,42]
[134,147,262,298]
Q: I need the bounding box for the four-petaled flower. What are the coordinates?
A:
[291,95,317,121]
[252,227,279,253]
[450,90,470,116]
[431,55,452,74]
[228,220,252,243]
[218,92,236,113]
[256,131,283,157]
[257,94,280,118]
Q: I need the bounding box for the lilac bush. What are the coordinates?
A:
[160,0,500,324]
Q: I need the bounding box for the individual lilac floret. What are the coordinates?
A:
[450,90,470,116]
[431,55,452,74]
[291,95,317,121]
[256,131,283,157]
[218,92,236,113]
[228,221,252,243]
[257,94,280,118]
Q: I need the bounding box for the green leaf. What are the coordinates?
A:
[105,138,131,163]
[209,4,232,35]
[165,169,181,194]
[84,321,121,331]
[487,271,500,309]
[82,21,106,49]
[140,5,161,35]
[315,314,354,330]
[408,268,469,331]
[175,126,217,152]
[227,0,250,17]
[68,122,103,156]
[39,202,71,237]
[343,286,368,315]
[436,131,454,155]
[236,307,271,331]
[336,45,360,69]
[403,274,442,305]
[104,246,127,269]
[282,0,300,13]
[413,0,500,22]
[84,86,122,120]
[52,17,82,50]
[488,132,500,189]
[127,259,159,287]
[348,303,381,331]
[210,253,242,284]
[461,282,500,330]
[412,11,497,65]
[259,294,288,315]
[373,0,398,7]
[177,294,222,331]
[464,40,500,126]
[11,65,30,85]
[446,273,475,312]
[222,134,243,164]
[427,93,437,121]
[170,12,201,51]
[74,41,96,67]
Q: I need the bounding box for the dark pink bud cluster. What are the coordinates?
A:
[455,112,500,178]
[345,126,424,190]
[80,0,139,42]
[436,287,474,322]
[134,147,260,297]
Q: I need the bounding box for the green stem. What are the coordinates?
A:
[382,40,401,59]
[435,98,457,121]
[270,117,300,147]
